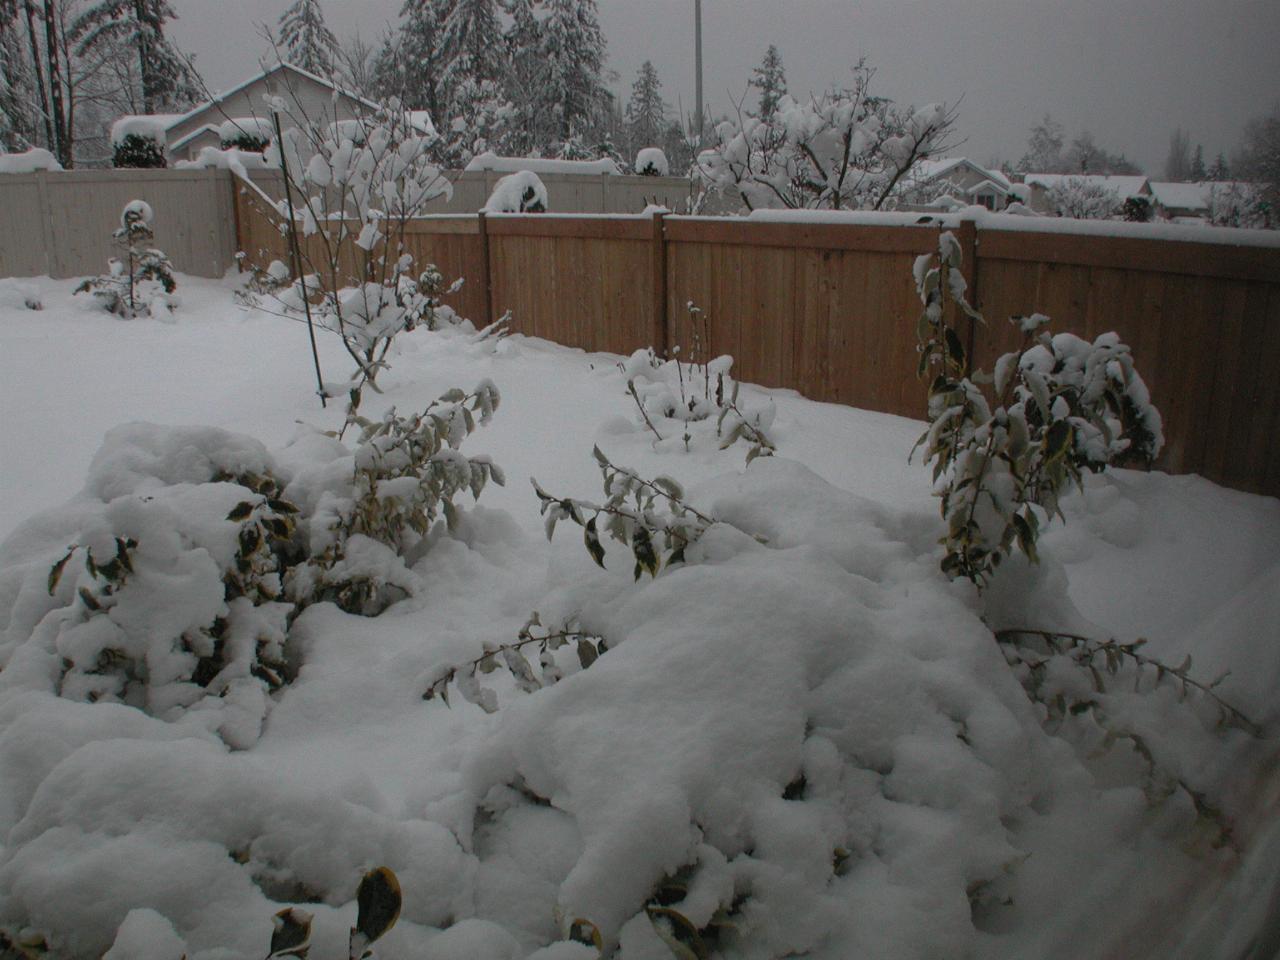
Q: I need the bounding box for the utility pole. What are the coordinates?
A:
[694,0,703,142]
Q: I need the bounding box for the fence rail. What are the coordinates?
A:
[235,188,1280,497]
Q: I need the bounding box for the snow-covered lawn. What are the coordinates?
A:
[1,274,1277,959]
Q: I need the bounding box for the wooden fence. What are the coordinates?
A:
[234,186,1280,497]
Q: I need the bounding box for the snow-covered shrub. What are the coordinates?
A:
[218,117,273,153]
[483,170,547,213]
[1207,181,1272,229]
[534,446,719,579]
[913,232,1163,585]
[0,425,298,749]
[695,62,957,211]
[0,147,61,173]
[75,200,177,319]
[290,382,504,616]
[422,612,609,712]
[112,133,167,169]
[111,117,170,169]
[634,147,669,177]
[1045,177,1119,219]
[243,92,454,422]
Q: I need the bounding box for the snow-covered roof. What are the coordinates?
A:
[464,152,623,176]
[967,178,1010,197]
[911,157,1012,191]
[1147,181,1219,212]
[169,124,222,152]
[1023,173,1151,200]
[163,61,380,134]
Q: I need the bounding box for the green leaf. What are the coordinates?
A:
[226,501,255,522]
[268,906,313,959]
[78,587,101,612]
[48,547,75,596]
[568,918,603,950]
[1043,419,1073,462]
[584,517,607,568]
[632,527,659,579]
[944,326,967,372]
[646,905,709,959]
[353,867,401,950]
[577,639,599,669]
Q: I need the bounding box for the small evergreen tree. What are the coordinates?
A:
[750,44,787,121]
[625,60,666,155]
[277,0,339,77]
[1207,151,1230,181]
[1189,143,1207,181]
[76,199,177,318]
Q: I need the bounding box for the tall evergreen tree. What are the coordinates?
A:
[380,0,447,120]
[1207,151,1229,181]
[1189,143,1207,181]
[277,0,339,78]
[501,0,540,152]
[72,0,198,114]
[437,0,505,111]
[535,0,607,145]
[625,60,665,154]
[1164,127,1192,181]
[750,44,786,121]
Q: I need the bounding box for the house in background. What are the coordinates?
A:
[1021,173,1152,215]
[904,158,1013,210]
[116,62,382,163]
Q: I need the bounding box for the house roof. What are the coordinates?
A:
[162,61,381,133]
[1149,181,1211,211]
[912,157,1012,191]
[169,123,222,152]
[1023,173,1151,200]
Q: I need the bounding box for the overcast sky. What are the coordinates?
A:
[168,0,1280,173]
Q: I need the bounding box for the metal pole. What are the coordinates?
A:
[272,110,327,408]
[694,0,704,142]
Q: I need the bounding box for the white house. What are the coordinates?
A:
[905,158,1013,210]
[116,62,394,163]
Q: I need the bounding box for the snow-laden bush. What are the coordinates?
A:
[695,61,957,211]
[913,231,1162,585]
[483,170,547,213]
[218,117,273,152]
[0,147,61,173]
[111,117,170,169]
[1207,181,1272,229]
[634,147,669,177]
[291,382,504,616]
[244,93,454,428]
[0,425,297,749]
[75,200,177,319]
[1045,177,1119,219]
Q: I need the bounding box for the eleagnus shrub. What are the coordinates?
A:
[913,231,1163,585]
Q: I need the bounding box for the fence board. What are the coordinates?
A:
[229,198,1280,496]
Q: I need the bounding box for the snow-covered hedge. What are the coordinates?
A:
[465,151,622,176]
[111,117,170,169]
[483,170,548,213]
[634,147,669,177]
[0,147,61,173]
[217,117,274,152]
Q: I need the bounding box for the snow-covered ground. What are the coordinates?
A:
[0,274,1277,959]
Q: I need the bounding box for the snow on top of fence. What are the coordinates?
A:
[736,206,1280,248]
[464,151,623,176]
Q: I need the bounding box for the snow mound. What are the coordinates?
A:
[175,146,271,176]
[634,148,669,176]
[466,152,622,176]
[111,115,174,147]
[484,170,548,213]
[0,147,61,173]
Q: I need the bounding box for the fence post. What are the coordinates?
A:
[957,216,980,371]
[35,169,58,277]
[652,210,669,352]
[477,211,494,328]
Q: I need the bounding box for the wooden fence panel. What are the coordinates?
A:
[229,198,1280,496]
